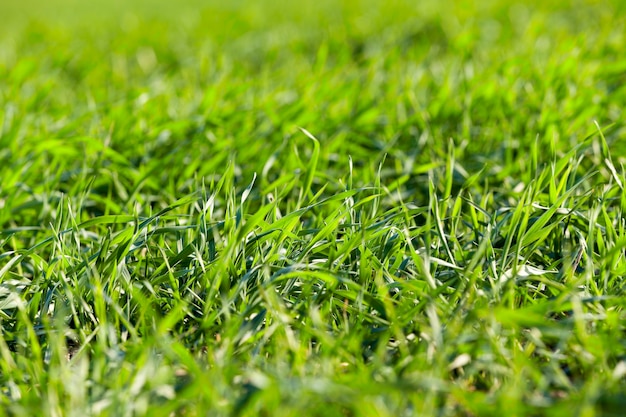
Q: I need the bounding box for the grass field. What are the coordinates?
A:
[1,0,625,415]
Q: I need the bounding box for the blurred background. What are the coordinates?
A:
[1,0,625,217]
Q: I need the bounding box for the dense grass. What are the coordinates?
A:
[1,0,625,415]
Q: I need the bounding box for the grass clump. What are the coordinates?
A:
[0,0,625,415]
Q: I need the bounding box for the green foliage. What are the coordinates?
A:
[0,0,625,415]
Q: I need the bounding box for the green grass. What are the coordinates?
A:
[1,0,625,415]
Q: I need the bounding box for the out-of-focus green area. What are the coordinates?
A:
[1,0,625,219]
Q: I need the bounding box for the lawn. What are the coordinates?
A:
[0,0,625,415]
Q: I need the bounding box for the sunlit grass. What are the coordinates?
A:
[0,0,625,415]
